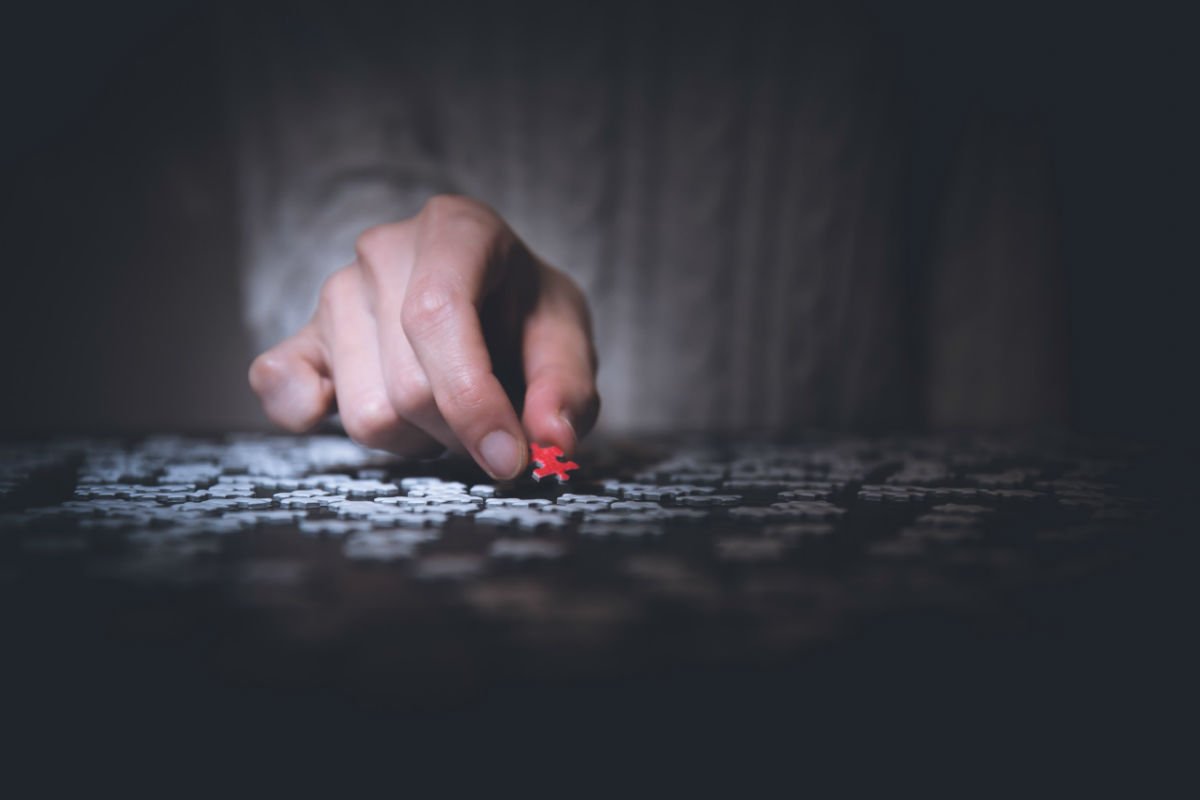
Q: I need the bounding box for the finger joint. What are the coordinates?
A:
[341,393,400,450]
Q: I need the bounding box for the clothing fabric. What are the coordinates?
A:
[224,0,1066,432]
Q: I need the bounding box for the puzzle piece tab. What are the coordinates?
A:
[529,443,579,483]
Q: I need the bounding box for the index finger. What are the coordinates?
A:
[398,197,528,480]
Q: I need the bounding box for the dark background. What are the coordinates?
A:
[0,0,1195,442]
[0,5,1196,781]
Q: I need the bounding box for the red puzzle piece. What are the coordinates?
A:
[529,443,579,483]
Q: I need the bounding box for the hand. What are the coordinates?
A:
[248,195,600,479]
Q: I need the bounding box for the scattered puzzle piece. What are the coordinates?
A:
[529,443,579,483]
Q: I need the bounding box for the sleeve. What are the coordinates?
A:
[218,0,455,354]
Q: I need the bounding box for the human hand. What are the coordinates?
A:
[248,195,600,480]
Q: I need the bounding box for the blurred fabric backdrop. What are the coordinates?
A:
[1,0,1193,441]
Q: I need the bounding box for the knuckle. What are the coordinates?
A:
[441,371,490,415]
[317,266,355,314]
[550,267,592,321]
[421,193,475,221]
[341,393,399,449]
[401,282,460,338]
[386,373,434,417]
[563,280,585,310]
[553,266,585,301]
[420,194,501,236]
[353,222,404,268]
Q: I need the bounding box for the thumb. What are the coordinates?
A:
[520,276,600,455]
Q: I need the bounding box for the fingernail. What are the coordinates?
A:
[272,375,317,426]
[280,376,310,417]
[479,430,522,479]
[557,410,578,451]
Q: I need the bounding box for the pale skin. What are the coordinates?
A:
[248,195,601,480]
